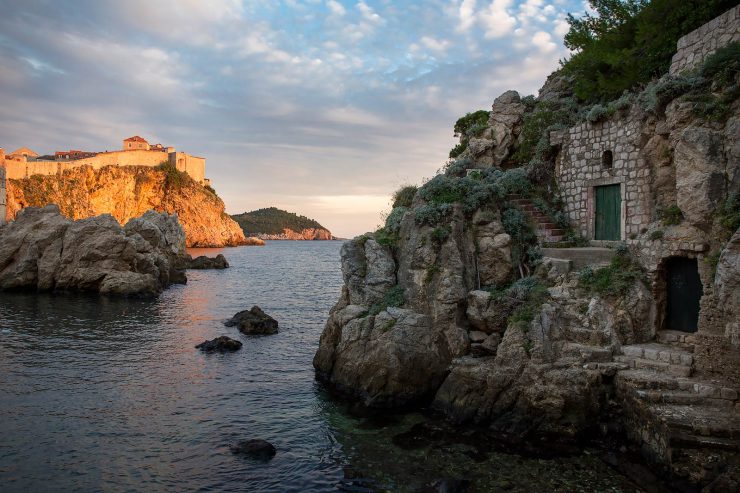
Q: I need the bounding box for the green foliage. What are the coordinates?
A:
[414,202,454,226]
[512,101,574,165]
[716,193,740,236]
[637,75,703,113]
[701,42,740,87]
[648,230,664,240]
[374,206,407,248]
[157,161,189,189]
[430,226,450,246]
[231,207,327,236]
[453,110,490,137]
[368,285,406,316]
[659,205,683,226]
[425,264,440,282]
[578,249,646,297]
[204,184,218,196]
[586,103,611,122]
[498,168,533,196]
[705,251,722,281]
[488,277,549,328]
[561,0,737,103]
[449,141,468,159]
[392,185,418,208]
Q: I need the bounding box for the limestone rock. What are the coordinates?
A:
[674,126,726,229]
[225,306,279,335]
[488,90,527,167]
[5,165,247,247]
[195,336,243,352]
[186,254,229,269]
[715,228,740,346]
[0,205,188,296]
[230,439,276,460]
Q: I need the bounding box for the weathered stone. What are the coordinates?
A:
[225,306,279,335]
[195,336,243,352]
[186,254,229,269]
[715,228,740,347]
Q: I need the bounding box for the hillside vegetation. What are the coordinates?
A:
[231,207,328,235]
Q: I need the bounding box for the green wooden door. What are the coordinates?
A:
[665,257,702,332]
[595,184,621,240]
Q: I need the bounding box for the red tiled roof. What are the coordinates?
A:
[124,136,148,143]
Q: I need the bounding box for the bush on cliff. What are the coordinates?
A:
[562,0,737,103]
[392,185,418,208]
[578,249,647,297]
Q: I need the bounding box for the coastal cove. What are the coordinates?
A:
[0,241,639,492]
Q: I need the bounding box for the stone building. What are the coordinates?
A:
[6,147,39,162]
[123,135,150,150]
[550,5,740,352]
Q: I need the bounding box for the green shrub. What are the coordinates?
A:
[586,104,611,123]
[637,76,703,113]
[499,168,532,196]
[453,110,490,137]
[561,0,736,103]
[204,184,218,196]
[701,42,740,87]
[512,101,573,165]
[649,230,664,240]
[659,205,683,226]
[449,141,468,159]
[415,202,454,226]
[716,193,740,235]
[430,226,450,246]
[392,185,417,208]
[157,161,189,189]
[578,250,646,297]
[368,285,406,316]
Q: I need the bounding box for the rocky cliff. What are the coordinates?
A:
[314,30,740,489]
[0,205,188,296]
[231,207,333,240]
[5,165,249,248]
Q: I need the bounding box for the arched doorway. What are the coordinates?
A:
[664,257,702,333]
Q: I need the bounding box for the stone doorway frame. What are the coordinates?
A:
[585,177,626,244]
[654,254,704,334]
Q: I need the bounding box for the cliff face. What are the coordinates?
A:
[257,228,333,240]
[5,165,247,248]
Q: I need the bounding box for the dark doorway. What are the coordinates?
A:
[665,257,702,333]
[594,184,621,240]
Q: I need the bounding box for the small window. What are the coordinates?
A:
[602,150,613,169]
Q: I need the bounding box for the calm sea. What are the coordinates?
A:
[0,241,638,492]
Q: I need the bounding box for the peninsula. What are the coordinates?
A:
[232,207,334,240]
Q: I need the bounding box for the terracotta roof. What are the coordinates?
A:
[123,136,148,143]
[9,147,39,157]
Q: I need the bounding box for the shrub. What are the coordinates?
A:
[499,168,532,196]
[449,141,468,159]
[368,285,406,316]
[586,104,610,123]
[157,161,189,189]
[430,226,450,246]
[512,101,573,165]
[578,250,646,297]
[204,184,218,196]
[384,206,407,233]
[659,205,683,226]
[392,185,417,208]
[649,230,664,240]
[637,76,703,114]
[716,193,740,236]
[701,42,740,88]
[453,110,490,137]
[415,203,453,226]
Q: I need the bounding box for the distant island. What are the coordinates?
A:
[231,207,334,240]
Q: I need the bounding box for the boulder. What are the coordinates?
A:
[225,306,279,335]
[0,205,188,296]
[488,90,527,167]
[195,336,243,352]
[187,254,229,269]
[230,439,276,460]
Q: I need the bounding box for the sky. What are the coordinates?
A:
[0,0,586,238]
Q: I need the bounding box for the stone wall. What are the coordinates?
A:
[551,115,651,241]
[669,5,740,75]
[1,149,206,184]
[0,164,6,226]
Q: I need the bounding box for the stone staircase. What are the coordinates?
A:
[613,333,740,479]
[507,194,566,243]
[540,247,616,272]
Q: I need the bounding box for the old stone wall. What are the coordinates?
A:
[551,115,651,241]
[669,5,740,75]
[0,164,6,226]
[2,149,206,184]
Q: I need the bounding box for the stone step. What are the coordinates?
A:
[634,389,735,408]
[614,355,693,377]
[655,330,696,346]
[540,247,616,270]
[617,370,739,400]
[654,404,740,440]
[620,343,693,366]
[670,432,740,452]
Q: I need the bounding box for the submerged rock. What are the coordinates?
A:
[230,439,276,460]
[195,336,243,352]
[187,254,229,270]
[0,205,188,296]
[225,306,278,335]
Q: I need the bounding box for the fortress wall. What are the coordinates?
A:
[170,152,205,184]
[669,5,740,75]
[2,149,206,183]
[0,164,6,225]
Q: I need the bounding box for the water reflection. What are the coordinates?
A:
[0,241,638,492]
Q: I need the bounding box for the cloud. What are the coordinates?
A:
[480,0,517,39]
[0,0,580,237]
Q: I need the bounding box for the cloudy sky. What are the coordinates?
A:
[0,0,585,237]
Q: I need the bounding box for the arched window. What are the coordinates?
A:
[602,150,613,169]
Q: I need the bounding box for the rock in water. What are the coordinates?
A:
[418,479,473,493]
[195,336,242,352]
[230,439,276,460]
[187,254,229,269]
[225,306,279,335]
[0,205,189,296]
